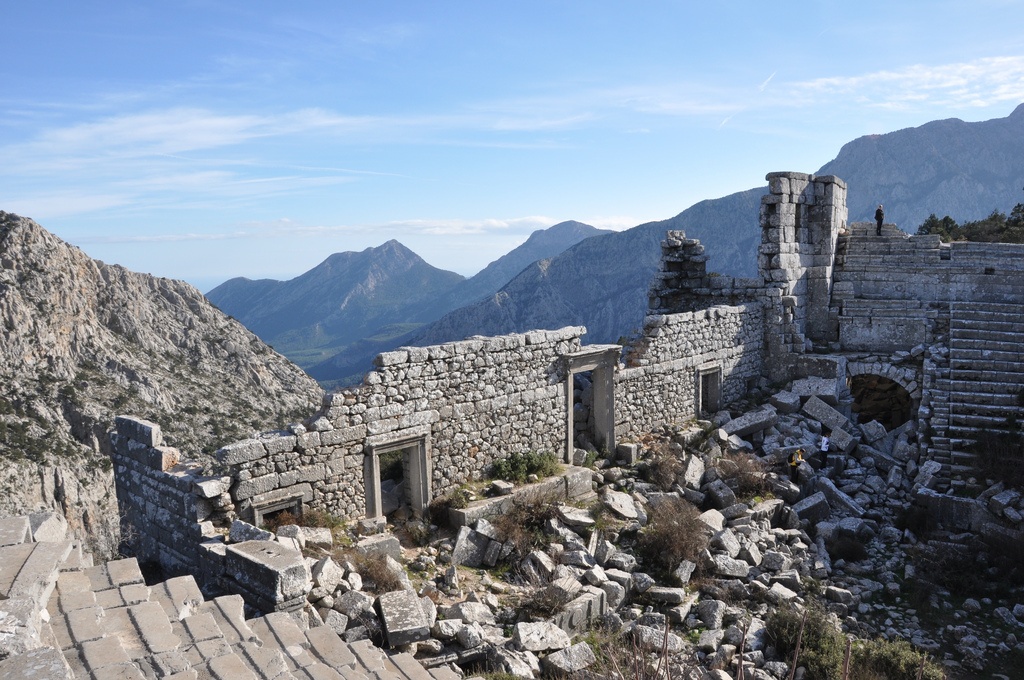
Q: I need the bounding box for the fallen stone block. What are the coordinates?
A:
[644,587,689,604]
[857,444,899,472]
[229,519,273,544]
[602,489,639,520]
[814,477,865,518]
[551,587,607,636]
[630,624,683,653]
[450,527,489,568]
[446,601,496,625]
[542,641,597,675]
[711,554,750,579]
[376,590,430,647]
[770,390,802,414]
[513,621,571,652]
[801,396,851,434]
[792,492,831,523]
[355,534,402,562]
[29,512,68,543]
[722,406,778,438]
[0,516,31,547]
[791,377,840,406]
[489,646,541,677]
[860,420,887,443]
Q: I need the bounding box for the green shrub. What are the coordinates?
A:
[491,451,560,483]
[851,638,944,680]
[766,604,846,680]
[492,492,560,560]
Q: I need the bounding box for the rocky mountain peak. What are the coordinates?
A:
[0,211,323,529]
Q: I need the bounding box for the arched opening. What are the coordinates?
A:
[850,374,913,429]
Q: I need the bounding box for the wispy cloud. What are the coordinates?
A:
[758,72,776,92]
[72,215,565,244]
[796,56,1024,109]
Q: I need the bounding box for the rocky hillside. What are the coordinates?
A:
[0,212,323,537]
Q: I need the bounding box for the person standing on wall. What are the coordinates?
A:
[875,204,884,236]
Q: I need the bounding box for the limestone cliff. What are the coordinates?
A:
[0,212,323,539]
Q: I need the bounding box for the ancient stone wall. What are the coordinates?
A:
[832,231,1024,353]
[218,327,583,523]
[110,416,230,576]
[615,303,765,439]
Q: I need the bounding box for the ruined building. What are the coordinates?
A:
[105,171,1023,601]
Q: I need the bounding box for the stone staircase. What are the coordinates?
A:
[941,301,1024,482]
[0,515,466,680]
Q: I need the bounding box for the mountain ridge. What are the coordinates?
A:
[0,212,323,537]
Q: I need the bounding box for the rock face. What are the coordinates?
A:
[0,212,322,537]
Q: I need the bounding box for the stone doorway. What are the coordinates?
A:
[564,346,621,460]
[850,374,913,429]
[697,365,723,415]
[365,429,431,521]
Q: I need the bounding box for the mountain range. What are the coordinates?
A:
[208,220,610,386]
[209,104,1024,388]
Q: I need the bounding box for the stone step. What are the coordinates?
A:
[950,327,1024,344]
[951,301,1024,318]
[946,377,1024,392]
[950,338,1024,353]
[949,348,1024,363]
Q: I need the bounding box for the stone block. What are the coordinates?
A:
[115,416,163,447]
[551,587,607,636]
[0,516,31,547]
[791,378,840,406]
[814,478,865,518]
[801,396,850,432]
[829,427,857,454]
[792,492,831,523]
[450,527,490,568]
[229,520,273,544]
[513,621,571,652]
[616,443,640,465]
[376,590,430,647]
[770,391,802,414]
[224,540,312,612]
[860,420,887,443]
[28,512,67,543]
[722,406,777,438]
[216,439,267,466]
[355,534,402,561]
[542,641,597,675]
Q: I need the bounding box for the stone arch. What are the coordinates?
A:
[846,361,921,429]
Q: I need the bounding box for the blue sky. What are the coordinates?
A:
[3,2,1023,292]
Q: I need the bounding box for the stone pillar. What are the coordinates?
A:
[758,172,847,375]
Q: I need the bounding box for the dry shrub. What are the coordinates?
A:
[634,496,708,580]
[640,441,685,491]
[332,549,406,594]
[715,452,769,500]
[492,491,560,560]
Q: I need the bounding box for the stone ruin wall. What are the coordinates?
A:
[218,326,584,524]
[614,303,765,439]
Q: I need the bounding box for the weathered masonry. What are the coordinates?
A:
[111,169,1024,581]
